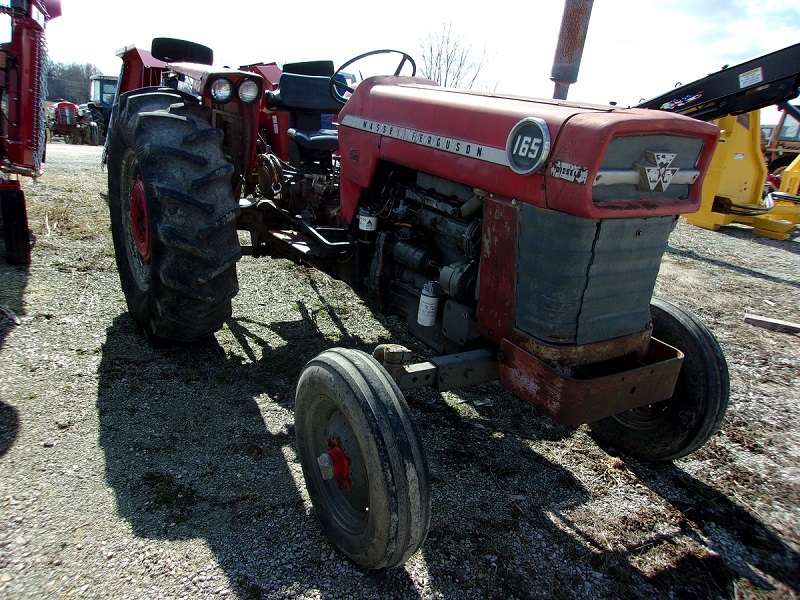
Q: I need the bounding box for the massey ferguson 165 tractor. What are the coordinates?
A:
[47,99,100,145]
[107,37,730,569]
[0,0,61,264]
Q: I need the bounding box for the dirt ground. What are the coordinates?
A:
[0,143,798,599]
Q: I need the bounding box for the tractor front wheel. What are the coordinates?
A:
[294,348,431,570]
[106,89,241,342]
[589,298,730,461]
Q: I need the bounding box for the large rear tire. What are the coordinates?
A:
[589,298,730,461]
[295,348,431,569]
[106,89,241,342]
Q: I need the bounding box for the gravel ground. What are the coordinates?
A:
[1,143,798,599]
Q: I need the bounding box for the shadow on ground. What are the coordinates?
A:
[633,461,800,596]
[96,283,799,598]
[0,240,29,460]
[97,304,428,597]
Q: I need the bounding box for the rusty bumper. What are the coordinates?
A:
[498,336,684,426]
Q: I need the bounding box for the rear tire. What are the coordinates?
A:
[589,298,729,461]
[1,189,32,265]
[106,89,241,342]
[89,107,106,141]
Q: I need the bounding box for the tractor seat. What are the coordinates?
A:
[265,62,344,164]
[265,72,342,115]
[287,128,339,152]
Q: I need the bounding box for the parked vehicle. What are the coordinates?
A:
[83,74,118,141]
[48,99,99,145]
[0,0,61,264]
[764,103,800,181]
[637,43,800,239]
[106,37,729,570]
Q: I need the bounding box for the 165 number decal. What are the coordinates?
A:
[506,118,551,175]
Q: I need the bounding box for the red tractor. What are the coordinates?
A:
[107,38,728,569]
[0,0,61,264]
[47,99,100,145]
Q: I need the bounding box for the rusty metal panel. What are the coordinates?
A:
[498,337,683,426]
[511,327,651,372]
[476,196,519,342]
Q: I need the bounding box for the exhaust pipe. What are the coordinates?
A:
[550,0,594,100]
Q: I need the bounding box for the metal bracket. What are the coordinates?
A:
[373,344,499,392]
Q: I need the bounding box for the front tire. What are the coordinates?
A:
[589,298,730,461]
[107,89,241,342]
[295,348,431,569]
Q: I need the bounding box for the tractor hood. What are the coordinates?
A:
[337,76,719,221]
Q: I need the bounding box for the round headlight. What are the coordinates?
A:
[209,78,233,103]
[238,78,261,104]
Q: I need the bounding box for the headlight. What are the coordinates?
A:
[237,78,261,104]
[209,78,233,103]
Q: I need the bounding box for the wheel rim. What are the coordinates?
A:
[312,394,370,534]
[120,151,150,292]
[608,397,676,430]
[130,175,151,264]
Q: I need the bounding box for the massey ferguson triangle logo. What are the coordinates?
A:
[637,151,679,192]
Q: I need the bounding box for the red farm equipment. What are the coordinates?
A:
[47,99,99,145]
[0,0,60,264]
[48,99,80,141]
[106,27,730,568]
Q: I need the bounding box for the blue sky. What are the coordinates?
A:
[44,0,799,123]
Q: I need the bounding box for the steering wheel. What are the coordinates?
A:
[329,49,417,105]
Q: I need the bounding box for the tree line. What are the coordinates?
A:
[46,61,101,104]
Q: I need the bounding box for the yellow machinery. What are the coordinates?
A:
[635,43,800,240]
[777,153,800,195]
[685,111,800,241]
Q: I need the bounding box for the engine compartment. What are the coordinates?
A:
[232,74,725,384]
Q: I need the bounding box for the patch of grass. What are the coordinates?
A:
[177,367,200,382]
[213,371,236,385]
[140,471,198,520]
[490,463,519,479]
[141,471,180,507]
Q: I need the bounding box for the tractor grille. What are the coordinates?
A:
[515,203,677,345]
[57,106,77,125]
[592,134,705,203]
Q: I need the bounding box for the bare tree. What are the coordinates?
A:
[46,61,101,103]
[419,23,487,90]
